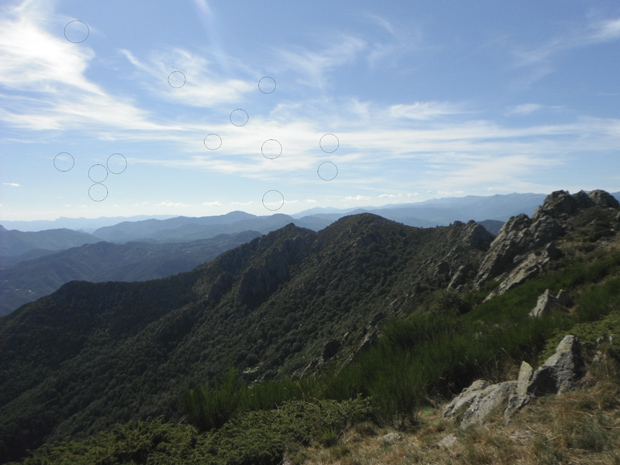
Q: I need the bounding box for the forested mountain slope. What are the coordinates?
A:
[1,189,619,464]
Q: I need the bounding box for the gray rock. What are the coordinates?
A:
[444,380,517,427]
[527,335,585,396]
[378,432,402,444]
[503,361,535,422]
[443,380,489,419]
[516,361,533,397]
[588,190,620,209]
[438,433,458,449]
[448,263,474,289]
[529,289,572,318]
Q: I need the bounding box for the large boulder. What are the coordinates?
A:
[529,289,573,318]
[527,335,585,396]
[443,380,517,427]
[444,336,586,427]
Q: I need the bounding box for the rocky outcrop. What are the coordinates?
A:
[443,379,517,427]
[532,190,619,221]
[474,190,619,291]
[474,213,564,289]
[444,335,586,426]
[527,335,585,396]
[529,289,573,318]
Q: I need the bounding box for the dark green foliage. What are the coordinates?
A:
[13,398,372,465]
[180,368,242,432]
[0,231,261,316]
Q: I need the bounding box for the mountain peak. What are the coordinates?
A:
[532,189,619,221]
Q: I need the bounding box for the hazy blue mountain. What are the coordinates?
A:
[0,215,175,233]
[0,225,100,256]
[0,230,262,317]
[92,212,334,244]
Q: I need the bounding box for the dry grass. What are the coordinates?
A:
[287,356,620,465]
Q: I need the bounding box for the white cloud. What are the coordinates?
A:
[157,201,186,207]
[3,182,20,187]
[0,1,187,134]
[276,33,366,88]
[120,48,254,107]
[512,16,620,83]
[591,17,620,41]
[390,102,466,120]
[306,199,317,203]
[506,103,542,116]
[231,201,255,206]
[345,195,371,201]
[202,200,223,206]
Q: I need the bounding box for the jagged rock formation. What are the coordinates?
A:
[529,289,574,318]
[475,190,619,294]
[444,335,586,426]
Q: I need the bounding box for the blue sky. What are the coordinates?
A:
[0,0,619,221]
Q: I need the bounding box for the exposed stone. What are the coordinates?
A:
[516,361,533,397]
[503,362,534,422]
[448,263,474,290]
[529,289,573,318]
[588,189,620,209]
[378,432,402,444]
[444,380,517,427]
[438,433,458,449]
[463,221,495,250]
[474,212,564,289]
[527,335,585,396]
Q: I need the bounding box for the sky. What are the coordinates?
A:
[0,0,619,221]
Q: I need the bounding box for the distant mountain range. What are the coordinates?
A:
[0,231,261,317]
[0,225,100,257]
[89,193,556,244]
[0,215,175,233]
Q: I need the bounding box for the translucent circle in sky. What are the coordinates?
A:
[262,190,284,211]
[88,183,108,202]
[230,109,249,127]
[258,76,276,94]
[317,162,338,181]
[88,164,108,183]
[319,133,339,153]
[261,139,282,159]
[107,153,127,174]
[204,134,222,150]
[168,71,186,88]
[54,152,75,172]
[64,20,89,43]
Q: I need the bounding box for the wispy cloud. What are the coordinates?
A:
[390,101,468,120]
[275,34,366,88]
[512,15,620,83]
[345,195,371,201]
[3,182,20,187]
[0,1,179,134]
[120,48,254,107]
[506,103,542,116]
[202,200,223,206]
